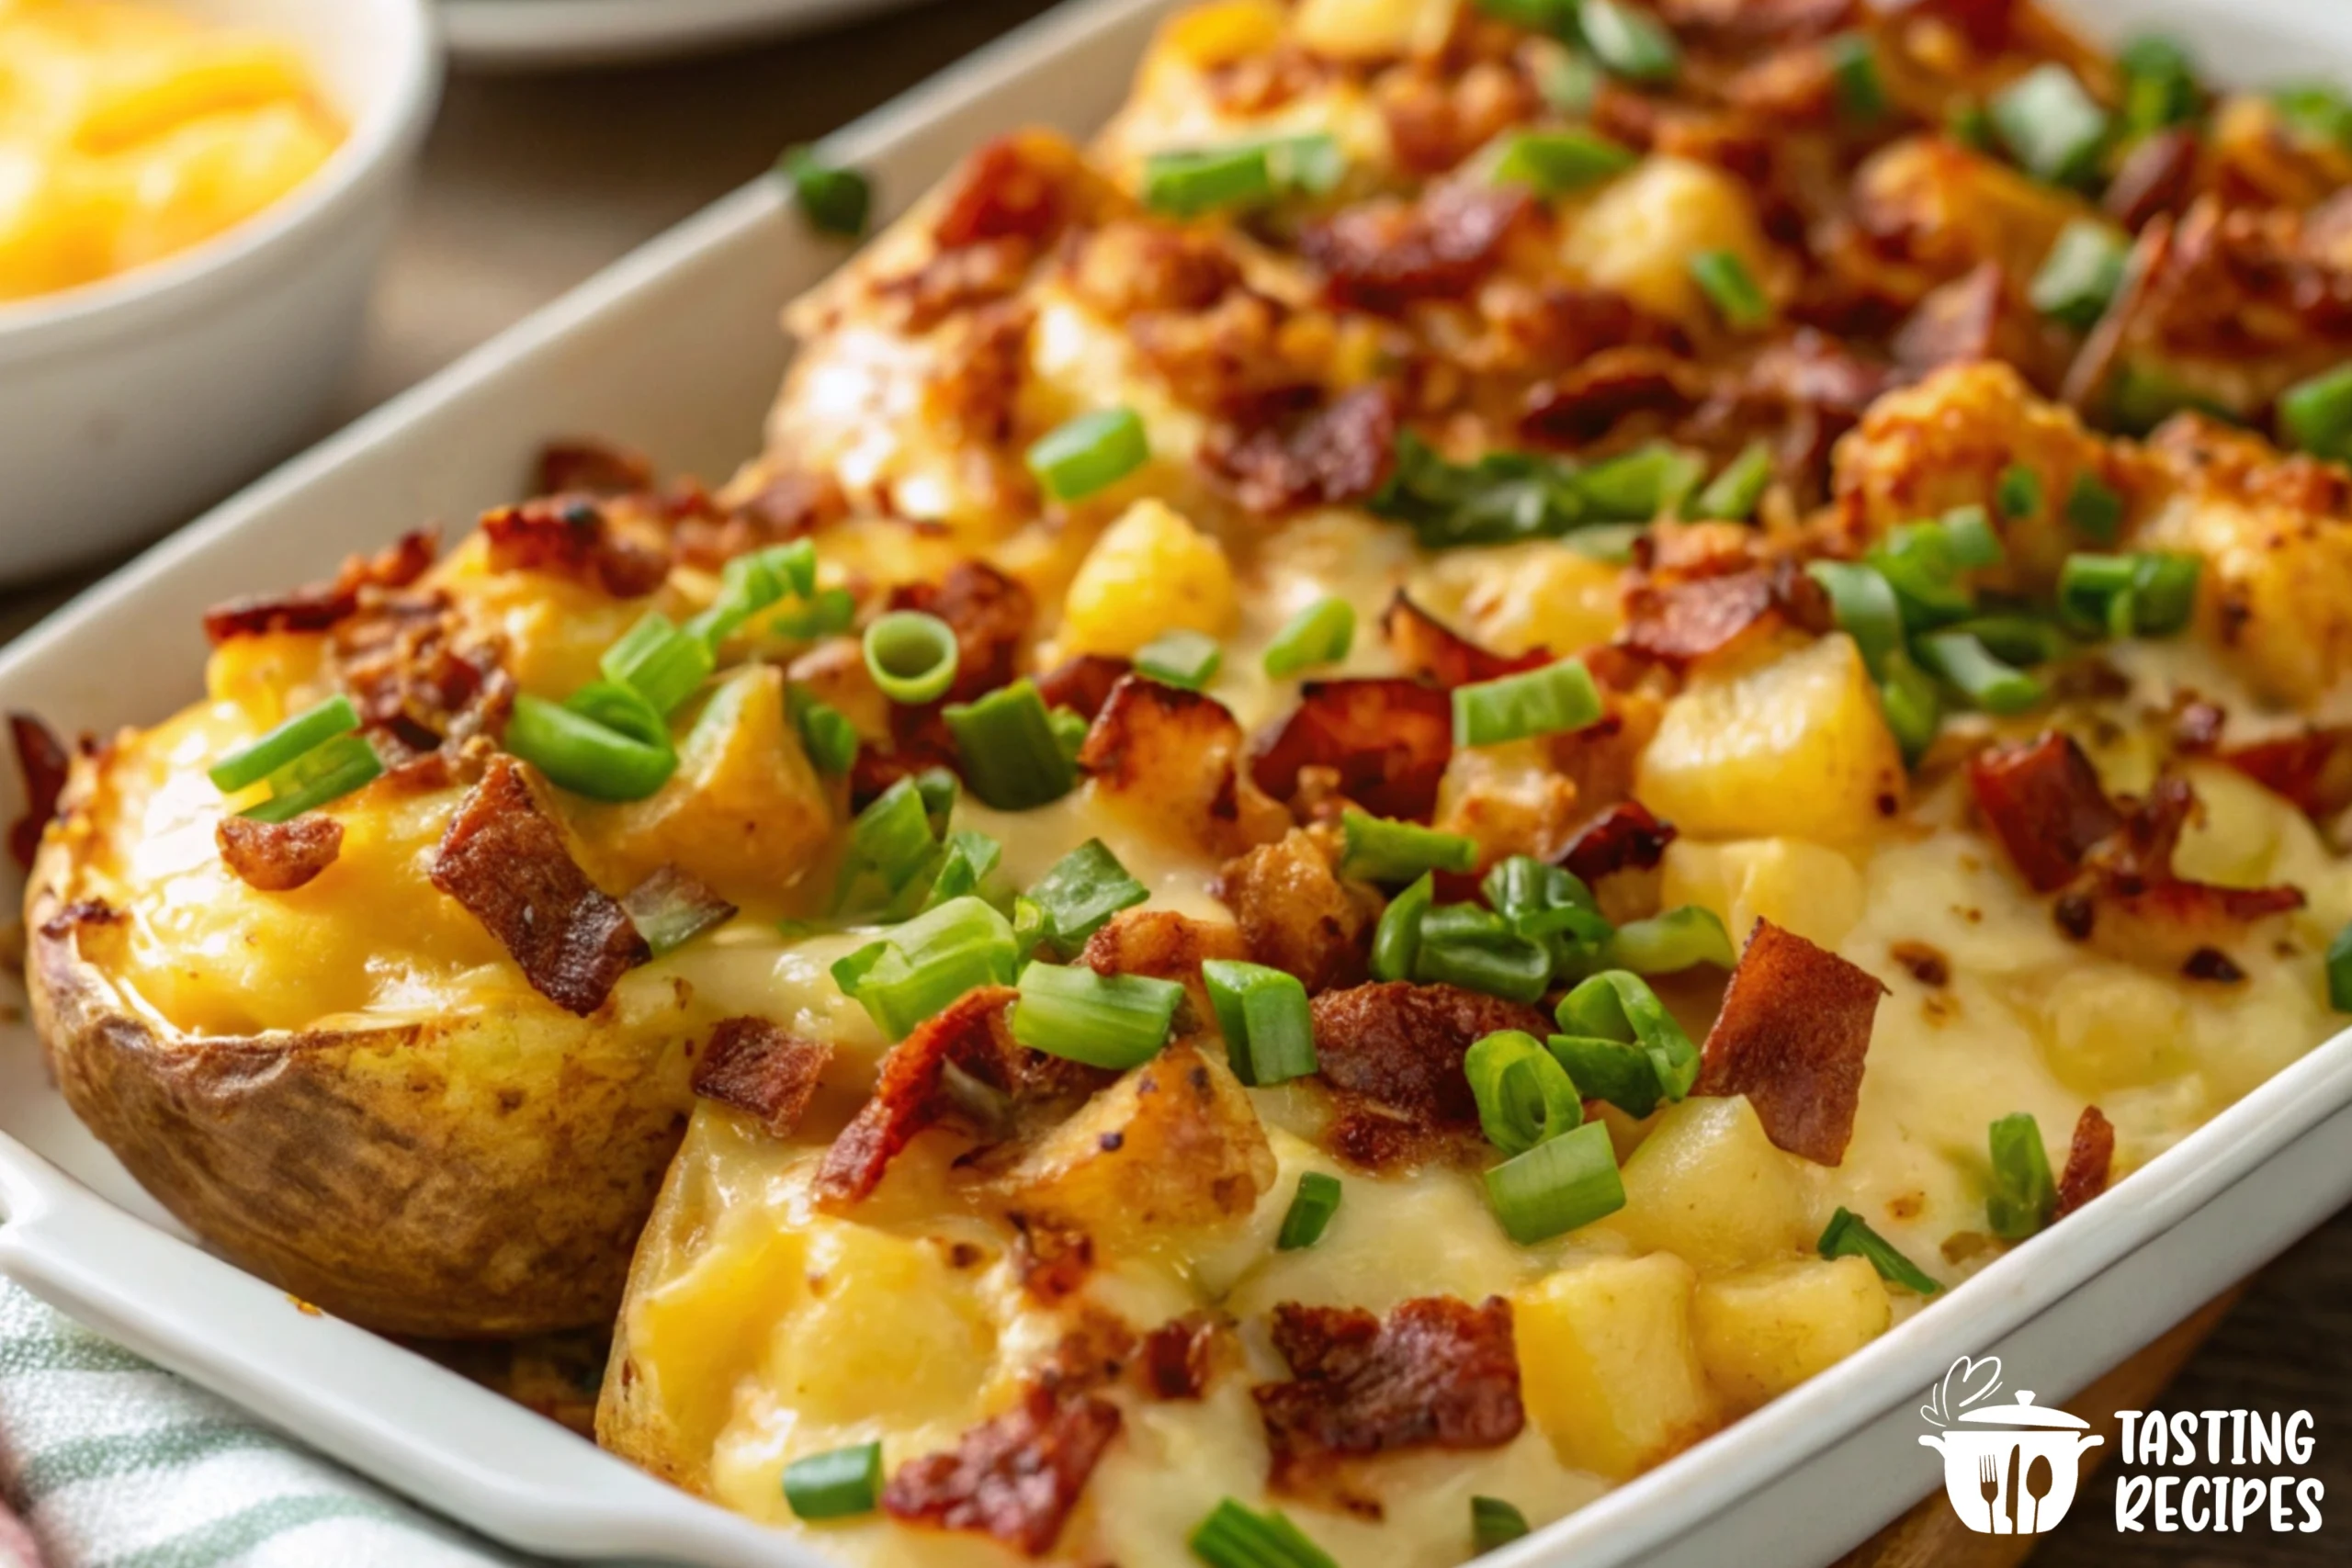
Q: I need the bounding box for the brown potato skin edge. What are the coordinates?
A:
[22,763,695,1341]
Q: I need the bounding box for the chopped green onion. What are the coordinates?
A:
[1916,631,2044,716]
[1947,97,1993,151]
[1415,908,1555,1004]
[1136,628,1222,690]
[209,694,361,793]
[913,766,959,829]
[1474,0,1579,34]
[1203,958,1317,1087]
[852,775,941,892]
[863,611,960,705]
[1555,970,1700,1101]
[1483,856,1610,945]
[1805,560,1904,676]
[787,685,860,774]
[1868,524,1973,626]
[781,1441,883,1519]
[1534,44,1601,113]
[240,732,383,822]
[1050,704,1090,763]
[1489,129,1635,196]
[1879,649,1943,766]
[503,686,676,802]
[1276,1171,1343,1250]
[623,866,737,955]
[764,586,857,642]
[601,612,716,716]
[1691,442,1773,522]
[2272,85,2352,151]
[1453,659,1602,748]
[916,829,1003,914]
[1473,1496,1532,1554]
[1144,146,1274,217]
[1946,614,2069,668]
[1010,960,1183,1069]
[1466,1029,1584,1156]
[1578,444,1704,520]
[2327,921,2352,1012]
[2030,220,2130,333]
[944,679,1076,810]
[1486,1120,1625,1244]
[1190,1500,1337,1568]
[1340,808,1477,883]
[1996,464,2043,521]
[1370,432,1588,549]
[1545,1032,1663,1119]
[1939,504,2005,570]
[687,544,807,649]
[832,896,1018,1040]
[1989,63,2111,187]
[2278,362,2352,462]
[1607,905,1734,975]
[1028,408,1149,502]
[2119,35,2199,136]
[779,147,871,238]
[2056,551,2199,638]
[1566,524,1645,563]
[1263,596,1356,677]
[1985,1111,2057,1239]
[2063,470,2124,544]
[1826,31,1885,121]
[1578,0,1678,83]
[1818,1206,1941,1294]
[1690,249,1770,330]
[2106,364,2235,436]
[1026,839,1148,951]
[1012,896,1050,965]
[1372,872,1434,982]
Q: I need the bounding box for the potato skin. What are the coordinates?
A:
[25,761,696,1340]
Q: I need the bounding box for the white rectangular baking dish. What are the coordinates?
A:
[3,1,2351,1563]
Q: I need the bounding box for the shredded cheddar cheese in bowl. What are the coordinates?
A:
[0,0,343,303]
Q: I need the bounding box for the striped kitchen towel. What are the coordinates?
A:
[0,1280,526,1568]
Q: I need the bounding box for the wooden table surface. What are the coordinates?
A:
[14,1,2347,1560]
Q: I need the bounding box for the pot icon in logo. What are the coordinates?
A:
[1919,1387,2103,1534]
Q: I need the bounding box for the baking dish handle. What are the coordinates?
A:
[0,1134,810,1568]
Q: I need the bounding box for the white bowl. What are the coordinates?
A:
[0,0,442,585]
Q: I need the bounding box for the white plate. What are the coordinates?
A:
[3,1,2351,1563]
[440,0,928,69]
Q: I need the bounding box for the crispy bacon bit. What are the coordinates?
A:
[1561,801,1678,885]
[1889,264,2068,389]
[889,561,1034,704]
[1381,592,1545,689]
[1204,386,1401,515]
[934,137,1073,252]
[2220,728,2352,820]
[1301,185,1530,313]
[2104,129,2199,233]
[1888,940,1951,989]
[481,497,670,599]
[1621,562,1831,671]
[202,530,438,645]
[2053,1105,2116,1220]
[1310,981,1552,1130]
[1967,732,2125,894]
[1218,831,1375,994]
[815,987,1107,1206]
[1141,1314,1219,1401]
[214,814,344,893]
[332,590,512,758]
[8,714,71,870]
[38,896,122,940]
[1521,345,1703,446]
[675,467,848,572]
[691,1018,832,1137]
[536,438,652,498]
[1010,1212,1097,1303]
[2064,774,2307,966]
[1251,679,1453,823]
[1694,919,1886,1166]
[428,757,650,1016]
[1034,655,1131,723]
[1255,1296,1522,1499]
[883,1385,1122,1557]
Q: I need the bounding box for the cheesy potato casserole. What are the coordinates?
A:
[22,0,2352,1564]
[0,0,343,303]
